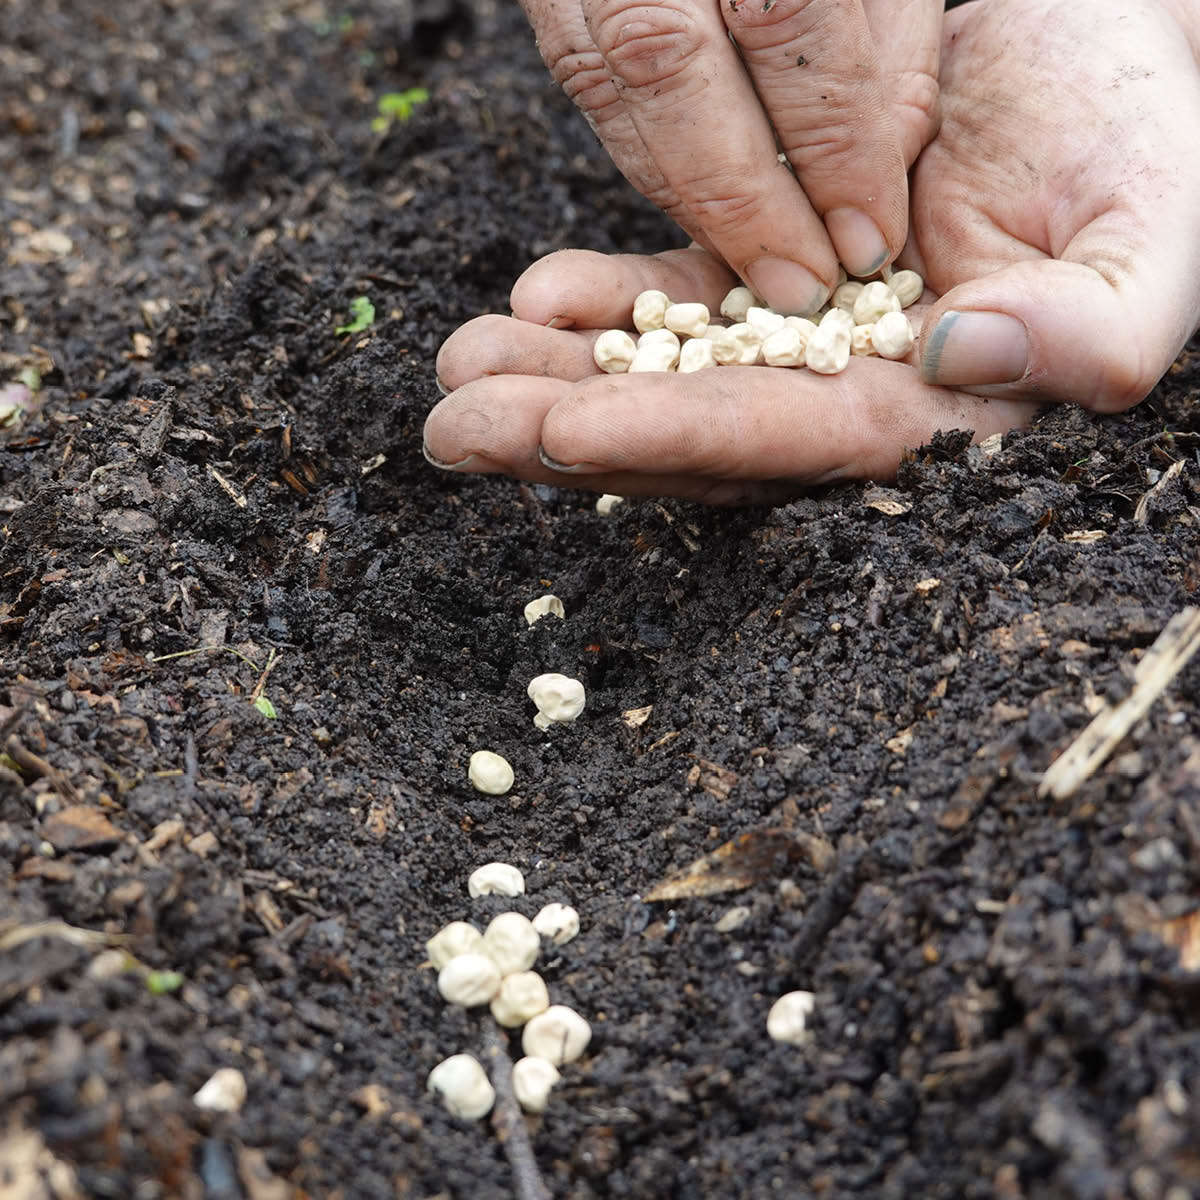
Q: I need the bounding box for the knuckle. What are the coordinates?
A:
[545,45,620,118]
[684,176,771,236]
[588,0,705,92]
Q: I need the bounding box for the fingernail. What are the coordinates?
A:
[545,315,574,330]
[744,257,827,316]
[921,311,1030,387]
[422,439,477,471]
[538,446,603,474]
[435,375,450,396]
[825,208,890,278]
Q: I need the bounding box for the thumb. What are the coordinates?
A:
[917,253,1200,414]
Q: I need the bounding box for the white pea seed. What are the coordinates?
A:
[851,324,877,357]
[637,328,680,351]
[592,329,636,375]
[427,1054,495,1120]
[490,970,550,1027]
[805,324,851,375]
[663,302,710,339]
[831,281,864,314]
[524,594,565,626]
[193,1068,247,1113]
[468,862,525,898]
[887,269,924,308]
[852,281,901,325]
[522,1004,592,1066]
[710,323,762,366]
[819,307,854,337]
[628,342,679,373]
[871,311,915,360]
[511,1056,561,1114]
[783,316,818,349]
[767,990,816,1045]
[632,289,671,333]
[527,673,586,730]
[595,494,624,516]
[426,920,484,970]
[532,902,580,946]
[746,306,785,339]
[468,750,514,795]
[438,952,502,1007]
[482,911,540,976]
[719,286,758,323]
[761,325,805,367]
[678,338,717,373]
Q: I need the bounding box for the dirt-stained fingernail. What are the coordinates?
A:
[423,439,478,471]
[825,208,891,279]
[921,311,1030,387]
[744,258,827,317]
[537,446,603,474]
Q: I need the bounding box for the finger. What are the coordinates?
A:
[437,315,602,392]
[861,0,942,168]
[509,247,738,329]
[424,365,1039,494]
[585,0,839,313]
[918,218,1200,411]
[723,0,907,276]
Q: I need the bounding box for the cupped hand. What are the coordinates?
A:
[424,0,1200,503]
[521,0,943,309]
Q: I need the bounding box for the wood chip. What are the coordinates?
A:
[1039,608,1200,799]
[863,488,911,516]
[1134,459,1185,524]
[41,805,123,851]
[644,827,835,902]
[622,704,653,729]
[1063,530,1107,544]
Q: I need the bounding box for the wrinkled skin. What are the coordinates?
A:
[426,0,1200,504]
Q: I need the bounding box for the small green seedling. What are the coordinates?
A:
[146,970,184,995]
[253,695,277,719]
[371,87,429,133]
[335,295,375,335]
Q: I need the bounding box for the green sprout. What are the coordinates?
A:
[335,295,375,336]
[371,87,429,133]
[253,695,278,720]
[146,970,184,995]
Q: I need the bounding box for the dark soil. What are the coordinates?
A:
[2,2,1199,1197]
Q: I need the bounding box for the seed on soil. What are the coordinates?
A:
[193,1068,247,1113]
[527,673,586,730]
[437,952,502,1006]
[427,1054,495,1120]
[467,750,514,795]
[511,1056,561,1113]
[592,329,637,374]
[524,594,565,625]
[663,302,709,338]
[490,969,551,1027]
[719,286,758,322]
[852,281,901,326]
[468,862,525,898]
[532,901,580,945]
[426,920,484,970]
[766,990,816,1045]
[482,911,540,976]
[632,289,671,333]
[871,311,915,360]
[596,494,624,516]
[522,1004,592,1065]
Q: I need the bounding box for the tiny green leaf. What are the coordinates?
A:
[335,295,375,336]
[254,695,278,719]
[376,87,429,124]
[146,970,184,995]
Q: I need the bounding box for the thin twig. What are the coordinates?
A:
[482,1022,550,1200]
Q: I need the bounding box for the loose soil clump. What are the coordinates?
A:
[2,1,1199,1197]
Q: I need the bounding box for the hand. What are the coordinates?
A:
[520,0,943,309]
[424,0,1200,504]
